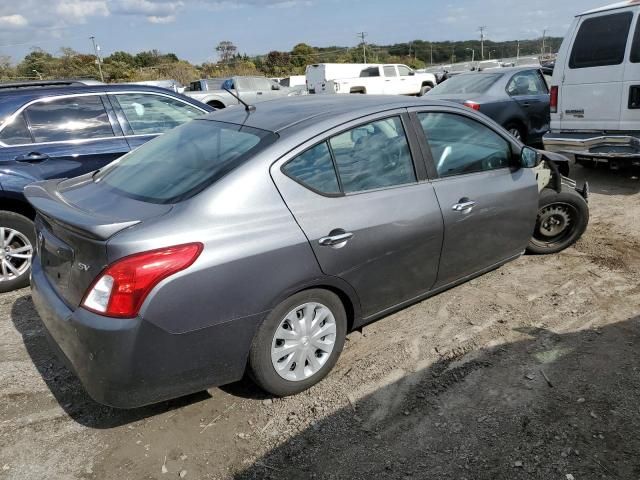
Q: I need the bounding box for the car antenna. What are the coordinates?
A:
[224,87,256,112]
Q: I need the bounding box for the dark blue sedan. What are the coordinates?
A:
[426,67,550,145]
[0,81,213,292]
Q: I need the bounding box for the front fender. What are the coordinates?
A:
[0,168,42,196]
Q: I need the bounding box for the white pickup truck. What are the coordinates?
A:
[321,64,436,96]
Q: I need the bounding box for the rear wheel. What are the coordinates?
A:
[0,211,35,293]
[248,289,347,396]
[526,187,589,255]
[505,123,525,143]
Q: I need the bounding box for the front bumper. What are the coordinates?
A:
[543,131,640,165]
[30,257,262,408]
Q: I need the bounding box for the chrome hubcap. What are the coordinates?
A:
[271,302,337,382]
[0,227,33,282]
[509,128,522,140]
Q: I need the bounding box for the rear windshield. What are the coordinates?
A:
[95,120,276,204]
[429,73,502,95]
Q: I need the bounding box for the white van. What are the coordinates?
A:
[544,1,640,168]
[305,63,373,93]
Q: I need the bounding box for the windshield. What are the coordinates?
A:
[430,73,502,95]
[95,120,276,204]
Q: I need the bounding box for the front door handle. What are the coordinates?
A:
[319,231,354,248]
[15,152,49,163]
[452,200,476,213]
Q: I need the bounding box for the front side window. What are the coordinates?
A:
[569,12,633,69]
[95,120,276,203]
[113,93,203,135]
[398,65,412,76]
[25,96,114,143]
[383,66,398,77]
[283,142,340,194]
[0,113,33,145]
[506,70,548,96]
[329,117,416,193]
[629,15,640,63]
[418,112,511,177]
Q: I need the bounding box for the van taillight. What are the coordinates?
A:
[550,86,558,114]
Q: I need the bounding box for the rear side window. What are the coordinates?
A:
[283,142,340,194]
[25,96,114,143]
[96,120,276,203]
[112,93,203,135]
[0,113,32,145]
[329,117,416,193]
[569,12,633,69]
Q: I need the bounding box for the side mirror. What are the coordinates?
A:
[520,146,542,168]
[409,71,415,76]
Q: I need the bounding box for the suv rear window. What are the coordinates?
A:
[95,120,276,204]
[569,12,633,69]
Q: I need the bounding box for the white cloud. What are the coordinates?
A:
[0,14,28,28]
[56,1,109,22]
[148,14,177,23]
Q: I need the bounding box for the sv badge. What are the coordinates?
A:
[77,262,91,272]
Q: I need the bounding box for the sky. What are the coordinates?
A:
[0,0,609,64]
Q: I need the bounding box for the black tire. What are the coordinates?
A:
[418,85,432,96]
[248,289,347,397]
[504,122,526,143]
[526,187,589,255]
[0,211,35,293]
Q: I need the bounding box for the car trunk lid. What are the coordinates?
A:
[25,173,172,307]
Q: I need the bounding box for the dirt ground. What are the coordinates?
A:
[1,165,640,480]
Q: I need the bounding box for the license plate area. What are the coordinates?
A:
[40,226,74,293]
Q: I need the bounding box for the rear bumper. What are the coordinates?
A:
[30,257,262,408]
[543,131,640,164]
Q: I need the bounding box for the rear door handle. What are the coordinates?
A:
[15,152,49,163]
[319,232,353,248]
[452,200,476,213]
[257,91,263,95]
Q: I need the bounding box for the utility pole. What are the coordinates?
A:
[479,26,487,60]
[430,43,434,66]
[517,40,520,62]
[357,32,368,63]
[89,36,105,82]
[541,28,548,56]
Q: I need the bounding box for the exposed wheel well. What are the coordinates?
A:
[350,87,366,94]
[1,198,35,220]
[421,81,435,88]
[207,101,225,109]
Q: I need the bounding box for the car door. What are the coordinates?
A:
[270,112,444,318]
[0,94,130,180]
[506,69,550,142]
[382,65,399,95]
[410,107,538,287]
[108,92,206,150]
[397,65,417,95]
[233,78,258,104]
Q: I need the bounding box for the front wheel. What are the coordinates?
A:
[0,211,35,293]
[526,187,589,255]
[248,289,347,396]
[418,85,432,96]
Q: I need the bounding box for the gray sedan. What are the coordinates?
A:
[27,95,555,408]
[427,67,550,145]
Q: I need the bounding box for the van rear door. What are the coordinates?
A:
[621,8,640,130]
[560,9,634,130]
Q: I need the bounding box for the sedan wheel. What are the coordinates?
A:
[249,289,347,396]
[508,127,523,141]
[0,212,35,293]
[271,302,337,381]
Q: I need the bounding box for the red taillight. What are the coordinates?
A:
[82,243,203,318]
[463,100,481,111]
[550,86,558,114]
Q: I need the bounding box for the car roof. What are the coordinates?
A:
[580,1,640,16]
[455,66,539,76]
[0,83,182,99]
[203,95,457,134]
